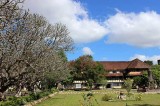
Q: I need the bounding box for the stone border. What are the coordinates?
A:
[24,92,58,106]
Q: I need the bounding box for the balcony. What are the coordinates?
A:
[107,80,124,82]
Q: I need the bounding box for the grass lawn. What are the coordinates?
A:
[36,90,160,106]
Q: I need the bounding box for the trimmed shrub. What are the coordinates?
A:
[102,94,112,101]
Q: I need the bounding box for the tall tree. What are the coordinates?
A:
[0,0,73,93]
[144,60,153,66]
[151,65,160,88]
[133,73,149,88]
[70,55,105,83]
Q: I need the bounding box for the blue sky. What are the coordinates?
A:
[24,0,160,63]
[67,0,160,63]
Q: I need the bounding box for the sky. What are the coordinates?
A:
[24,0,160,64]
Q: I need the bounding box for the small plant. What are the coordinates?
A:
[51,87,59,93]
[126,93,134,100]
[29,92,40,100]
[101,94,112,101]
[123,78,133,96]
[80,92,99,106]
[135,93,142,101]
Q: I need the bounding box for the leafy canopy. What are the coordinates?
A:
[70,55,105,83]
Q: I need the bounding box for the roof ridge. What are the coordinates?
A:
[127,58,151,69]
[98,61,130,62]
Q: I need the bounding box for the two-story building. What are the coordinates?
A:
[100,59,152,88]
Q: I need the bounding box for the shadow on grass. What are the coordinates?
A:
[127,104,160,106]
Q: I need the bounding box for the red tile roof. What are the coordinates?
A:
[99,59,151,71]
[100,61,130,71]
[127,59,151,69]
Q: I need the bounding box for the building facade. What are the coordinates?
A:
[100,59,151,88]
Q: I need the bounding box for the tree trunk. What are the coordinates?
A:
[148,68,154,89]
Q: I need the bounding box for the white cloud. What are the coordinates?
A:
[105,11,160,48]
[82,47,94,55]
[24,0,108,43]
[130,54,160,64]
[24,1,160,48]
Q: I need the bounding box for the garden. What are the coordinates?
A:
[35,90,160,106]
[1,1,160,106]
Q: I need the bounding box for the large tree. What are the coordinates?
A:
[0,0,73,93]
[70,55,105,83]
[151,65,160,88]
[133,72,149,88]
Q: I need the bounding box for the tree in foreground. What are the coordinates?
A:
[0,0,74,95]
[70,55,105,89]
[123,78,133,96]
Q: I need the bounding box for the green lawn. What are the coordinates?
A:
[36,90,160,106]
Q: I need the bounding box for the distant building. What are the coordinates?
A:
[100,59,152,88]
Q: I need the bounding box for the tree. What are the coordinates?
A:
[123,78,133,95]
[42,50,71,90]
[70,55,105,85]
[144,60,153,66]
[0,0,73,94]
[100,79,108,89]
[133,72,149,88]
[151,65,160,88]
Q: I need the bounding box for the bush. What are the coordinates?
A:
[102,94,112,101]
[135,93,142,101]
[51,88,59,93]
[80,92,98,106]
[87,92,93,97]
[0,90,53,106]
[29,92,40,100]
[0,97,25,106]
[29,90,52,100]
[23,95,32,102]
[39,91,51,98]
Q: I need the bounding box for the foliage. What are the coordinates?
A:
[101,94,112,101]
[0,90,53,106]
[70,55,105,84]
[51,88,59,93]
[133,72,149,88]
[123,78,133,95]
[0,0,73,93]
[62,76,73,86]
[144,60,153,66]
[80,92,99,106]
[135,93,142,101]
[42,50,70,90]
[0,96,26,106]
[33,90,160,106]
[151,65,160,87]
[87,79,94,90]
[100,79,108,89]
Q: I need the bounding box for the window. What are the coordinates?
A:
[109,71,113,73]
[75,84,81,88]
[117,71,120,73]
[113,71,116,73]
